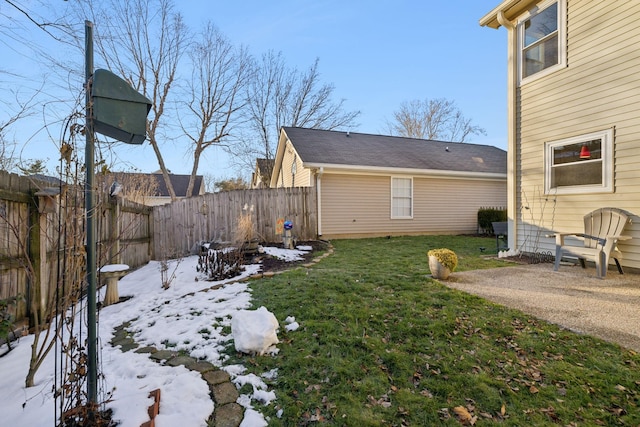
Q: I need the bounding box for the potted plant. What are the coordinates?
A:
[427,248,458,280]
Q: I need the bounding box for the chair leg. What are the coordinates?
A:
[554,247,562,271]
[614,258,624,274]
[596,250,606,279]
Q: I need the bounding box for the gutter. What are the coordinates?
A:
[304,162,507,181]
[480,0,536,29]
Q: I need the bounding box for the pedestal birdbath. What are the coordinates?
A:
[99,264,130,306]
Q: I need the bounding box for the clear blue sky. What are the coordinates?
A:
[2,1,507,178]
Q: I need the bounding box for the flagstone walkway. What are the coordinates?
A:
[111,321,243,427]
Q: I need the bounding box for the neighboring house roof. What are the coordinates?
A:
[256,158,274,179]
[111,172,204,197]
[278,127,506,176]
[152,173,204,197]
[252,158,274,187]
[30,174,65,187]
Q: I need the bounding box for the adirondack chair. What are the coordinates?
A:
[552,208,631,278]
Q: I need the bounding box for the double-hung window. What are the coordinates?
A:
[391,177,412,219]
[544,129,614,195]
[518,0,566,85]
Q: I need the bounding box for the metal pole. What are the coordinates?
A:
[84,20,98,407]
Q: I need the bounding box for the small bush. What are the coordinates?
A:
[427,248,458,271]
[477,207,507,234]
[197,248,244,281]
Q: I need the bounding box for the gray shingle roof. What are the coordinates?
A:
[111,172,204,197]
[282,127,506,175]
[153,173,203,197]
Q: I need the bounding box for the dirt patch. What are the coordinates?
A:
[254,240,331,273]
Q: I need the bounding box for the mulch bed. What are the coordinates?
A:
[502,251,555,265]
[254,240,331,273]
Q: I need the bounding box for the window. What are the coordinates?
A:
[545,129,614,195]
[518,0,566,84]
[391,177,412,219]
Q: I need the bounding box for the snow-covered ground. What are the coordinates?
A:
[0,245,312,427]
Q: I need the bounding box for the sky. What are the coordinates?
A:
[1,1,507,179]
[0,245,312,427]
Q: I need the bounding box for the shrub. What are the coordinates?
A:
[477,207,507,234]
[427,248,458,271]
[197,248,244,281]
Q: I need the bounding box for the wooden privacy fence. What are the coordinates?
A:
[0,171,152,326]
[153,187,318,258]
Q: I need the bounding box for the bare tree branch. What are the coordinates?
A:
[386,98,486,142]
[179,22,251,197]
[81,0,188,201]
[235,52,360,170]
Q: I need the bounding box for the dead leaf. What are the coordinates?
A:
[501,404,506,416]
[420,389,433,398]
[453,405,472,421]
[529,385,539,394]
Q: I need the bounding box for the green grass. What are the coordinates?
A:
[229,235,640,426]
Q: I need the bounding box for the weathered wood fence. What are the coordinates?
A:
[0,171,152,325]
[153,187,318,258]
[1,172,317,325]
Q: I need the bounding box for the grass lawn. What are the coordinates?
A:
[228,235,640,426]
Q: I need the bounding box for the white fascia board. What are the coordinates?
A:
[304,162,507,181]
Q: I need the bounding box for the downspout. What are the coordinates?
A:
[316,167,323,237]
[497,10,518,253]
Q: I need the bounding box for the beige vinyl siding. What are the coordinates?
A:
[515,1,640,267]
[320,173,507,239]
[275,143,312,187]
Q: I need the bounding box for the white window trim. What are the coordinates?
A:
[544,128,614,195]
[517,0,567,86]
[390,176,413,219]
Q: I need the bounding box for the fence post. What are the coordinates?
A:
[28,194,42,328]
[30,189,59,327]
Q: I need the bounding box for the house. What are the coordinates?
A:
[270,127,507,239]
[250,158,275,189]
[481,0,640,269]
[110,172,205,206]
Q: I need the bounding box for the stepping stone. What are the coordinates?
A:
[166,356,195,367]
[202,370,231,385]
[211,382,239,405]
[150,350,177,361]
[187,360,216,373]
[135,346,157,354]
[111,337,138,352]
[213,402,244,427]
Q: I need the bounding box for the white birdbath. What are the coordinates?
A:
[99,264,130,306]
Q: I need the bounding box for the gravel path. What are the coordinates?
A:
[444,262,640,352]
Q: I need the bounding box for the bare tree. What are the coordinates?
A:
[235,51,360,169]
[386,98,486,142]
[0,75,42,173]
[179,23,251,198]
[80,0,188,201]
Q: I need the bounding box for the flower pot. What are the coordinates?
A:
[428,255,451,280]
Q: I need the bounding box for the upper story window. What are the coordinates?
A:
[518,0,566,85]
[391,177,412,219]
[544,129,614,195]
